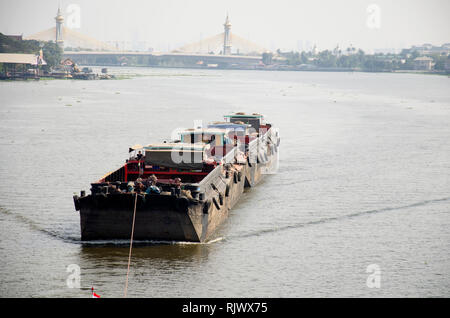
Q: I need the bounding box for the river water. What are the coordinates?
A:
[0,68,449,297]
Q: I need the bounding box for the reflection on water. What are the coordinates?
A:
[75,242,216,298]
[79,243,211,267]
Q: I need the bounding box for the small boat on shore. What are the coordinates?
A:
[73,113,280,242]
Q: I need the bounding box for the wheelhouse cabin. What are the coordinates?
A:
[223,113,272,136]
[178,128,237,160]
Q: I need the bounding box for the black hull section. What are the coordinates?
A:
[78,194,203,241]
[77,166,257,242]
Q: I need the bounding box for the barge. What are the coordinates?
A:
[73,113,279,242]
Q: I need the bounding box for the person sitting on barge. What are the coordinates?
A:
[108,184,122,194]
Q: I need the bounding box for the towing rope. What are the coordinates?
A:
[124,192,138,298]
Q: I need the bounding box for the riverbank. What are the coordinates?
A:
[0,70,116,81]
[1,64,448,82]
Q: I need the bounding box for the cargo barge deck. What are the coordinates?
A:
[73,113,279,242]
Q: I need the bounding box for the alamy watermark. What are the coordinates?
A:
[66,264,81,288]
[66,4,81,29]
[366,264,381,288]
[366,4,381,29]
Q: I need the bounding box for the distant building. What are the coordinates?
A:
[5,35,23,41]
[0,53,46,78]
[413,56,434,70]
[373,48,400,54]
[0,53,46,65]
[445,56,450,72]
[409,44,450,56]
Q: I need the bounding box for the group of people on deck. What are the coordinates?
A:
[105,174,163,195]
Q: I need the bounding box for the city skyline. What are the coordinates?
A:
[0,0,449,53]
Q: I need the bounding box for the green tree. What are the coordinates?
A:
[0,33,62,70]
[41,42,63,70]
[315,50,337,67]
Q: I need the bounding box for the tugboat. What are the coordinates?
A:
[73,113,280,242]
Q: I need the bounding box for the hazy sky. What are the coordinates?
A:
[1,0,449,52]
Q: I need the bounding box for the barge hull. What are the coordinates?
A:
[77,163,248,242]
[74,113,279,243]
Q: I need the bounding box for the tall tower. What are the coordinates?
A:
[55,6,64,48]
[223,14,231,55]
